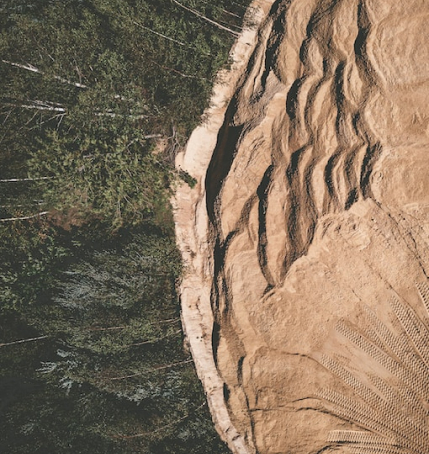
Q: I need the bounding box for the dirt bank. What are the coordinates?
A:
[175,1,429,453]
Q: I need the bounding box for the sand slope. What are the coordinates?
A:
[174,1,429,453]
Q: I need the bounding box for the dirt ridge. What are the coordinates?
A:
[173,2,274,453]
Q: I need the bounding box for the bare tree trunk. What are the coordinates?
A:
[171,0,240,37]
[5,103,66,112]
[107,359,192,381]
[0,335,49,347]
[0,211,49,222]
[132,21,187,46]
[150,59,209,80]
[131,329,181,346]
[132,21,212,56]
[2,60,88,89]
[111,403,206,439]
[5,100,150,120]
[0,177,52,182]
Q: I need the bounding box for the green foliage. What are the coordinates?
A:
[0,229,230,453]
[30,130,173,230]
[0,0,252,452]
[1,0,249,229]
[0,222,68,313]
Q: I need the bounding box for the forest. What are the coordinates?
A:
[0,1,251,452]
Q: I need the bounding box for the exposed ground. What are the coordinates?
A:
[174,1,429,453]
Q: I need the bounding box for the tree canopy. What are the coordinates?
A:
[0,0,251,452]
[1,0,248,228]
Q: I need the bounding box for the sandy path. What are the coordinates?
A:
[174,1,429,453]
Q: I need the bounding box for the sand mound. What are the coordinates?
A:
[174,1,429,453]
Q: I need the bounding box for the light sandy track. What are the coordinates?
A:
[173,2,275,453]
[175,1,429,453]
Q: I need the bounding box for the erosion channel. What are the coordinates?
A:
[174,1,429,453]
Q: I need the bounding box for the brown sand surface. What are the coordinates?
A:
[174,1,429,453]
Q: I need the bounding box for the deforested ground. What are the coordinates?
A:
[175,1,429,453]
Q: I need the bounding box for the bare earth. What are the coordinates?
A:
[174,1,429,453]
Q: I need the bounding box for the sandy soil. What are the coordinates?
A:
[174,1,429,453]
